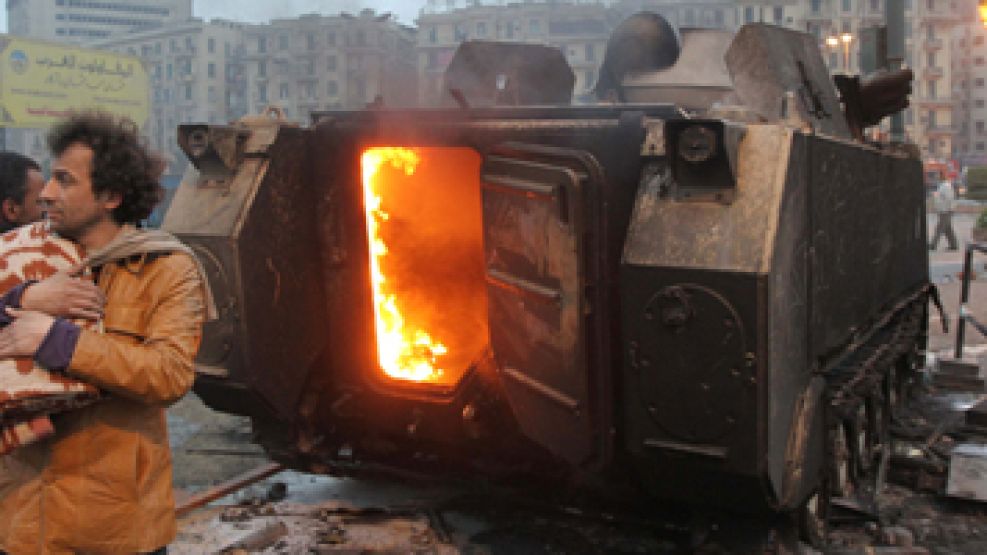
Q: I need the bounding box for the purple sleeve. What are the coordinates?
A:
[0,281,37,327]
[34,319,81,372]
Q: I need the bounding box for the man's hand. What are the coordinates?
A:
[0,308,55,358]
[21,272,104,320]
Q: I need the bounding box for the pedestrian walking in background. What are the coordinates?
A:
[930,179,959,251]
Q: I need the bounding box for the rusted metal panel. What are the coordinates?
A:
[480,146,594,465]
[623,124,791,273]
[725,24,851,139]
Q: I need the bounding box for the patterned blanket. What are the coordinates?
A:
[0,223,101,455]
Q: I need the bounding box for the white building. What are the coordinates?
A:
[91,19,247,176]
[6,0,193,43]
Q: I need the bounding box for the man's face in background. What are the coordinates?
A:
[17,168,46,225]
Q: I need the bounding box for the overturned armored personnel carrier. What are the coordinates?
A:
[163,23,928,536]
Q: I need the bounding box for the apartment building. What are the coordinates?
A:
[6,0,192,43]
[242,10,417,119]
[90,19,247,175]
[417,1,611,106]
[953,20,987,163]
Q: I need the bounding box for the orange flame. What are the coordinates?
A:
[361,147,448,382]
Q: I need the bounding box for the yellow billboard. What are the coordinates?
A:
[0,35,149,128]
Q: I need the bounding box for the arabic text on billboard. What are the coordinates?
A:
[0,35,149,128]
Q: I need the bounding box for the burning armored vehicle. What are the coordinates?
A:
[163,22,928,537]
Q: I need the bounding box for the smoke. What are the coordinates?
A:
[194,1,421,25]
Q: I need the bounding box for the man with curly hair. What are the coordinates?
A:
[0,112,215,554]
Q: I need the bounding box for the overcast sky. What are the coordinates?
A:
[0,1,424,33]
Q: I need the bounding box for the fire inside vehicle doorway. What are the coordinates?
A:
[361,147,490,388]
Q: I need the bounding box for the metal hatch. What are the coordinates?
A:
[480,143,598,465]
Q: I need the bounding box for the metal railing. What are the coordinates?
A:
[955,242,987,359]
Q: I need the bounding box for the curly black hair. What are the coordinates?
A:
[0,151,40,205]
[46,111,164,225]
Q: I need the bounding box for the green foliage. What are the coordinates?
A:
[978,207,987,229]
[968,167,987,201]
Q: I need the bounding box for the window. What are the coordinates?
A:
[208,63,216,78]
[713,9,724,26]
[842,20,852,33]
[870,0,882,11]
[257,83,268,102]
[773,7,784,23]
[258,36,267,54]
[258,61,267,78]
[208,86,217,102]
[842,0,852,12]
[428,26,437,43]
[977,99,986,108]
[326,56,337,71]
[356,30,366,46]
[529,19,541,34]
[978,121,985,134]
[811,0,822,13]
[978,78,986,87]
[586,43,596,62]
[744,6,755,22]
[683,8,696,25]
[476,22,487,38]
[928,52,936,66]
[427,51,438,70]
[327,81,338,96]
[279,34,289,50]
[327,31,337,46]
[280,83,290,99]
[928,81,936,99]
[307,33,316,51]
[166,63,172,79]
[208,38,215,53]
[184,85,192,101]
[977,36,986,46]
[155,42,161,55]
[976,57,984,66]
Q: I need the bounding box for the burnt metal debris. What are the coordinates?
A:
[162,20,927,547]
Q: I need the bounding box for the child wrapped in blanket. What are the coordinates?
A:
[0,222,103,455]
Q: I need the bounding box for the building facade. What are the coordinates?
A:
[6,0,192,43]
[242,10,418,119]
[952,0,987,164]
[90,19,247,175]
[417,1,612,106]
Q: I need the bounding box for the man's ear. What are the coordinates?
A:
[1,198,22,223]
[101,191,123,212]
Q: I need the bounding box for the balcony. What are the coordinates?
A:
[803,9,832,22]
[915,96,953,108]
[920,9,961,23]
[926,125,954,136]
[923,66,945,80]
